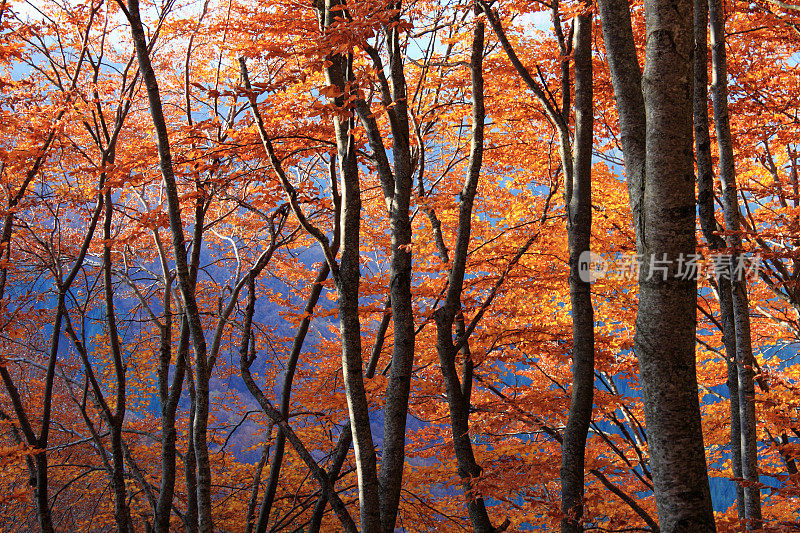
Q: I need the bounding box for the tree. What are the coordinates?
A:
[598,0,717,529]
[2,0,800,530]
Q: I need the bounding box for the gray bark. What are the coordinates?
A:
[478,5,596,528]
[307,295,389,531]
[708,0,762,526]
[240,47,380,531]
[375,6,417,532]
[693,0,745,519]
[597,0,646,251]
[335,1,418,527]
[154,315,189,533]
[322,15,383,527]
[334,108,381,533]
[183,362,199,533]
[600,0,718,529]
[560,8,594,532]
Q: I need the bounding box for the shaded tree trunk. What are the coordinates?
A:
[154,315,189,533]
[126,1,214,529]
[708,0,762,526]
[252,262,331,533]
[103,178,133,533]
[693,0,745,519]
[431,18,498,533]
[560,7,594,532]
[183,362,199,533]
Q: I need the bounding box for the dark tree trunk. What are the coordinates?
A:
[560,7,594,532]
[103,183,133,533]
[376,6,417,531]
[252,263,331,533]
[127,0,214,527]
[431,18,497,533]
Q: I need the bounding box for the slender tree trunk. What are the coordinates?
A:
[253,263,331,533]
[600,0,717,529]
[307,296,388,531]
[596,0,646,251]
[32,452,54,533]
[103,183,133,533]
[431,19,497,533]
[335,116,381,533]
[155,318,189,533]
[476,5,596,528]
[183,363,199,533]
[328,20,381,533]
[693,0,745,519]
[341,2,417,524]
[377,6,417,531]
[298,9,384,526]
[708,0,762,526]
[34,276,68,533]
[307,424,353,533]
[560,7,594,532]
[191,369,213,533]
[126,1,213,529]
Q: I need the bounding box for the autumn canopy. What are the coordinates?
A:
[0,0,798,530]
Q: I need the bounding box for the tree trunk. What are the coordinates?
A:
[104,184,133,533]
[560,7,594,532]
[317,8,382,526]
[596,0,646,251]
[708,0,762,526]
[693,0,745,519]
[126,1,213,529]
[377,6,417,531]
[183,361,199,533]
[155,317,189,533]
[431,18,497,533]
[253,263,331,533]
[600,0,718,529]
